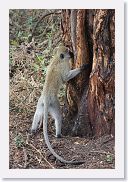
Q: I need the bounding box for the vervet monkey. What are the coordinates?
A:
[31,46,89,164]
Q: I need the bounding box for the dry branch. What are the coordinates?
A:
[29,10,61,42]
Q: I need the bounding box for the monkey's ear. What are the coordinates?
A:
[53,43,64,55]
[53,47,59,55]
[58,42,64,47]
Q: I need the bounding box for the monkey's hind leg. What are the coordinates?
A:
[49,100,62,138]
[31,96,44,133]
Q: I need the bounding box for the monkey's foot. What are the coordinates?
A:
[56,134,62,138]
[30,128,38,135]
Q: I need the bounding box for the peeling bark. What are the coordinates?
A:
[61,9,115,138]
[87,10,115,137]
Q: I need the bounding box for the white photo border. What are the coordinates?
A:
[0,0,124,179]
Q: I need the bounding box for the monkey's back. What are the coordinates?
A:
[42,56,71,100]
[42,59,63,99]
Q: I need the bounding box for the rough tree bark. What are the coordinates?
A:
[61,9,115,138]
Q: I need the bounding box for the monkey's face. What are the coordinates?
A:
[57,46,74,61]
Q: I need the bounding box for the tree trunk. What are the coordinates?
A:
[61,9,115,138]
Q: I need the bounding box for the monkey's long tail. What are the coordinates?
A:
[43,102,85,165]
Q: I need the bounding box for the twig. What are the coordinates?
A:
[101,136,114,145]
[90,150,115,156]
[23,147,28,168]
[29,10,61,42]
[34,19,52,39]
[9,17,21,30]
[12,86,38,92]
[26,138,55,169]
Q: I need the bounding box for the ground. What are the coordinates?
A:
[9,111,115,169]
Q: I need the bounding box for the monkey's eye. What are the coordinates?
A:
[60,53,64,59]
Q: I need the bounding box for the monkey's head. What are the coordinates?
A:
[54,46,74,61]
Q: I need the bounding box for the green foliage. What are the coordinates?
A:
[10,40,19,46]
[27,16,33,26]
[33,63,40,72]
[42,66,47,76]
[9,9,63,118]
[36,54,44,62]
[106,154,113,163]
[9,9,61,46]
[33,54,48,76]
[14,134,25,148]
[17,31,23,38]
[51,24,56,32]
[46,33,52,49]
[9,50,13,65]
